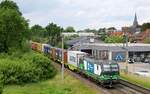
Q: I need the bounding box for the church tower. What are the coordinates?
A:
[131,13,140,33]
[133,13,138,28]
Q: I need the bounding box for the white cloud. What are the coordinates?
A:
[11,0,150,30]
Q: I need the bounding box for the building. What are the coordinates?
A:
[121,13,141,34]
[73,43,150,63]
[130,13,141,33]
[105,28,117,33]
[108,31,124,36]
[109,14,140,37]
[121,13,143,42]
[132,29,150,43]
[62,32,95,37]
[122,27,130,33]
[67,36,104,47]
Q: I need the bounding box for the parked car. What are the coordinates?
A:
[134,71,150,77]
[128,58,135,64]
[144,58,150,63]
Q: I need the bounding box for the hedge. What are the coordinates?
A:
[0,52,56,85]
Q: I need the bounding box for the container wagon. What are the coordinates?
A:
[55,48,68,64]
[31,42,42,53]
[42,44,51,55]
[67,51,87,71]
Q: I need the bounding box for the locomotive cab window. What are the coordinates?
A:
[103,65,111,72]
[111,64,119,72]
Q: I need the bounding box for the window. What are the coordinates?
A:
[111,65,119,71]
[103,65,111,71]
[70,56,75,62]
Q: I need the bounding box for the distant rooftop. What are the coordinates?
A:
[62,32,95,37]
[77,43,150,52]
[67,36,104,46]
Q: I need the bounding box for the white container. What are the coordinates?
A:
[68,51,86,67]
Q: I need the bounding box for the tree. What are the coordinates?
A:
[84,28,97,32]
[30,24,46,42]
[141,22,150,31]
[108,27,116,30]
[0,0,21,15]
[100,32,107,41]
[0,0,28,52]
[144,38,150,44]
[64,26,75,32]
[104,36,124,43]
[98,28,106,33]
[45,23,63,46]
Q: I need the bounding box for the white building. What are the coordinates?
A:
[62,32,95,37]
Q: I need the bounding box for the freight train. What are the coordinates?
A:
[31,41,120,87]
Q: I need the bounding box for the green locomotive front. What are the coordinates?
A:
[79,57,120,86]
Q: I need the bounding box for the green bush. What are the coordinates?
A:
[32,54,56,79]
[104,36,124,43]
[0,52,56,85]
[0,73,4,94]
[144,38,150,44]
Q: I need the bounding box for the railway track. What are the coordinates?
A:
[52,61,150,94]
[119,79,150,94]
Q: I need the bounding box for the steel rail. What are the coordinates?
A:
[120,79,150,94]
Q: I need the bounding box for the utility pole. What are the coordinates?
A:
[61,34,64,81]
[125,33,128,73]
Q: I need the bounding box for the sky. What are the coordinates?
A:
[8,0,150,30]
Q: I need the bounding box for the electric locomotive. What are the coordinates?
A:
[78,56,120,87]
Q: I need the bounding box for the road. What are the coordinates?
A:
[119,63,150,77]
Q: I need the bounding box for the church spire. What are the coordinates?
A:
[133,13,138,27]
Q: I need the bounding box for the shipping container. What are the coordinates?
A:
[64,51,67,64]
[31,42,37,50]
[55,48,68,64]
[51,48,56,61]
[68,51,86,69]
[36,43,42,53]
[31,42,42,53]
[56,48,62,62]
[42,44,51,54]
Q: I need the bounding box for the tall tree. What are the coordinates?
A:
[83,28,97,32]
[141,22,150,31]
[45,23,63,46]
[64,26,75,32]
[0,0,28,52]
[98,28,106,33]
[108,27,116,30]
[0,0,21,15]
[30,24,46,42]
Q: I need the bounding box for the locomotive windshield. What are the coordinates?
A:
[111,64,119,72]
[103,65,111,72]
[103,64,119,73]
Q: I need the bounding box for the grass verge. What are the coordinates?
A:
[120,72,150,89]
[3,72,101,94]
